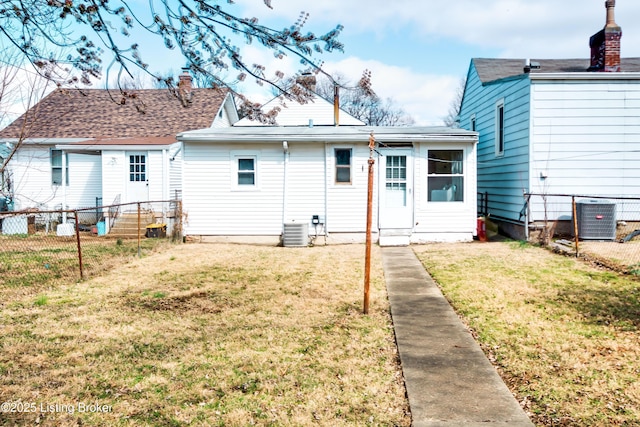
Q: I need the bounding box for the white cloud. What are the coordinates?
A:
[236,0,640,58]
[321,57,461,126]
[231,0,640,126]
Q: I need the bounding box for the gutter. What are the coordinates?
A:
[177,132,478,145]
[528,72,640,81]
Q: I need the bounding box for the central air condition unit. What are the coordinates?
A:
[575,199,616,241]
[282,223,308,247]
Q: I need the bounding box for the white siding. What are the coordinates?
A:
[529,80,640,221]
[68,152,102,209]
[325,143,373,233]
[284,143,326,230]
[234,95,365,127]
[183,141,375,237]
[211,94,239,128]
[101,151,126,206]
[183,143,285,235]
[412,142,477,240]
[169,144,183,200]
[10,145,101,210]
[182,138,476,242]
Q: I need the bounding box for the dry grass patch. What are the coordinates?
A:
[0,243,409,426]
[414,241,640,426]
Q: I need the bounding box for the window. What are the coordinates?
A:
[470,114,476,132]
[129,154,146,182]
[385,155,407,207]
[496,100,505,156]
[428,150,464,202]
[335,148,352,184]
[237,158,255,186]
[231,152,258,190]
[51,149,69,186]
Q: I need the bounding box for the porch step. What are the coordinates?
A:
[379,228,412,247]
[109,212,154,238]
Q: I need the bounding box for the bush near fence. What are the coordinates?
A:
[526,193,640,274]
[0,200,182,288]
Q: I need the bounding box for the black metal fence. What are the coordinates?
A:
[0,199,182,288]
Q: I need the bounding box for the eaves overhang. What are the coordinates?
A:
[177,126,478,145]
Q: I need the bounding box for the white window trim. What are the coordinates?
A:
[51,149,69,186]
[470,113,476,132]
[495,99,505,157]
[230,151,259,191]
[333,147,353,186]
[424,146,467,207]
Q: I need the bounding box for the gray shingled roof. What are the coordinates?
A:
[0,87,229,139]
[473,57,640,84]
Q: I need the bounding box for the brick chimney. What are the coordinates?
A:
[589,0,622,72]
[178,68,193,106]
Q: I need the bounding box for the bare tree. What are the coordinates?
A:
[0,1,347,122]
[443,77,466,128]
[274,72,414,126]
[1,50,57,204]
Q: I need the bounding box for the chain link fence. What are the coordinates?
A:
[525,193,640,274]
[0,199,182,290]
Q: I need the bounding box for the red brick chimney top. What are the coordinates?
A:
[178,69,193,106]
[589,0,622,72]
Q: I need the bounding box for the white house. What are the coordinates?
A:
[0,72,236,217]
[178,125,478,246]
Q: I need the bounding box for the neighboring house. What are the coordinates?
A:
[458,1,640,239]
[178,123,478,245]
[0,142,10,210]
[234,92,366,127]
[0,71,236,214]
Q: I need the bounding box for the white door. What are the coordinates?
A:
[378,149,413,229]
[126,152,149,203]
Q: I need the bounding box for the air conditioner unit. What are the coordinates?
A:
[575,200,616,241]
[282,223,309,247]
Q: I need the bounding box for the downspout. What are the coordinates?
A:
[324,142,329,239]
[282,141,289,237]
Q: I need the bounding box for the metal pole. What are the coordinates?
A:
[364,132,375,315]
[74,212,84,280]
[334,85,340,126]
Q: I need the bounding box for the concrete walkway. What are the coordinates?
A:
[381,246,534,427]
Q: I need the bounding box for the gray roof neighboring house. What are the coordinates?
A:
[473,57,640,84]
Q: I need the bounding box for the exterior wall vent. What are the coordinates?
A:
[576,199,616,241]
[282,223,309,247]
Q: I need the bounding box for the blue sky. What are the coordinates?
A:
[220,0,640,125]
[3,0,640,127]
